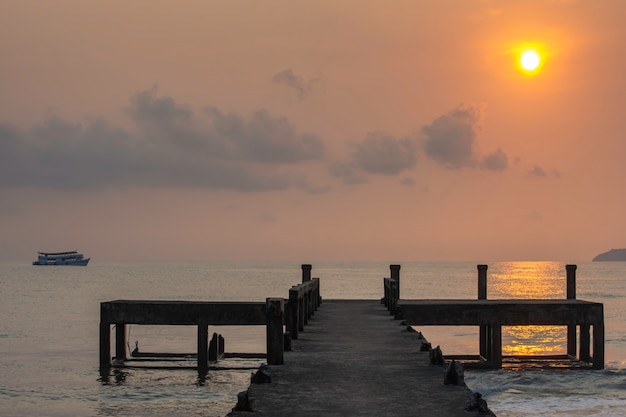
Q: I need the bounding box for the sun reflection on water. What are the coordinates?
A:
[490,262,568,356]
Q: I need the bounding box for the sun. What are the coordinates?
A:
[516,46,544,75]
[521,50,540,71]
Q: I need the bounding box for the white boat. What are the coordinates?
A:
[32,251,90,266]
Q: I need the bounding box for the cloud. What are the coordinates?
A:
[400,177,416,186]
[329,161,368,185]
[529,165,548,177]
[329,131,418,184]
[481,148,508,171]
[422,103,509,172]
[422,103,484,169]
[527,164,561,178]
[205,107,324,163]
[128,86,193,124]
[351,131,418,175]
[272,69,321,99]
[0,88,326,193]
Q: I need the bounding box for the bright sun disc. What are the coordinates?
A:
[520,50,541,71]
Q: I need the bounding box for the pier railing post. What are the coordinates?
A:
[313,277,321,308]
[298,287,305,332]
[385,265,401,316]
[390,264,400,298]
[383,278,389,308]
[389,279,398,316]
[302,264,312,282]
[477,264,488,300]
[288,287,300,339]
[566,264,577,357]
[477,265,488,360]
[266,298,284,365]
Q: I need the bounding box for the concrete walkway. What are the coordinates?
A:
[228,300,489,416]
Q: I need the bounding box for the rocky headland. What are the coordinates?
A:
[592,248,626,262]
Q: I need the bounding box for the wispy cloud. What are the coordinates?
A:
[527,164,561,178]
[272,69,321,99]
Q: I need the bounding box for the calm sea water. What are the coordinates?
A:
[0,261,624,416]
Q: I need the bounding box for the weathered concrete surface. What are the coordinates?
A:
[228,300,487,416]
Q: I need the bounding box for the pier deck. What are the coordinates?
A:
[228,300,480,417]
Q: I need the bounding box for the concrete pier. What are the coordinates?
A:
[228,300,480,417]
[98,263,605,415]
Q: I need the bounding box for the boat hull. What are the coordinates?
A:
[32,258,90,266]
[32,251,90,266]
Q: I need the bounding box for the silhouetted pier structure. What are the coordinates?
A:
[385,264,604,370]
[99,267,320,375]
[99,263,604,415]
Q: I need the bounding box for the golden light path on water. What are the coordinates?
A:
[489,262,567,356]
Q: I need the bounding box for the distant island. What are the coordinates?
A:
[592,248,626,262]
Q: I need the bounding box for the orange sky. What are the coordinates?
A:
[1,1,625,262]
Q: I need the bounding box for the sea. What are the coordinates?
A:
[0,261,625,416]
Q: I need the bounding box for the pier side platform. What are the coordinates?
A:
[398,299,604,369]
[228,300,483,417]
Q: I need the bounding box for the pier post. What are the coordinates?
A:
[266,298,284,365]
[491,325,502,369]
[383,278,389,307]
[389,279,398,316]
[298,289,305,332]
[477,265,488,360]
[302,264,312,282]
[99,322,110,371]
[198,321,209,375]
[288,287,300,339]
[566,264,577,357]
[303,290,310,325]
[592,320,605,370]
[390,264,400,281]
[477,265,488,299]
[115,323,126,361]
[314,277,321,308]
[579,324,591,363]
[390,264,400,299]
[209,332,219,361]
[387,265,400,317]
